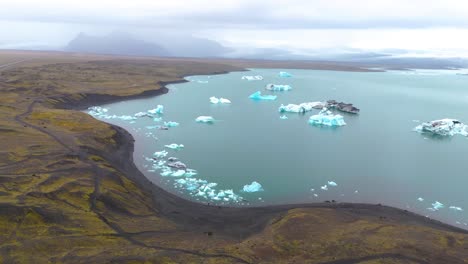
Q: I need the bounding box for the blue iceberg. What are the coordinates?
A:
[279,71,292,78]
[266,84,292,91]
[280,115,288,120]
[279,102,325,113]
[309,108,346,127]
[164,121,179,127]
[249,91,277,101]
[148,105,164,115]
[164,143,184,150]
[242,181,264,193]
[327,181,337,186]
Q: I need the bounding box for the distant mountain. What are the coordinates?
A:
[155,35,233,58]
[65,32,170,57]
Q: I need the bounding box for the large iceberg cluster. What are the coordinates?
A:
[309,108,346,127]
[266,84,292,91]
[210,96,231,104]
[249,91,277,101]
[242,75,263,81]
[414,119,468,137]
[88,106,137,121]
[279,102,325,113]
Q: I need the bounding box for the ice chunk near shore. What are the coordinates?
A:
[210,96,232,104]
[153,150,168,158]
[309,108,346,127]
[164,121,179,127]
[164,144,184,150]
[327,181,337,187]
[414,119,468,137]
[134,111,150,118]
[196,116,215,123]
[449,206,463,211]
[249,91,277,101]
[428,201,445,211]
[279,102,325,113]
[279,71,292,78]
[242,75,263,81]
[266,84,292,91]
[242,181,264,193]
[148,105,164,115]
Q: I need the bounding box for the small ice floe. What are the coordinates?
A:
[327,181,337,187]
[87,106,137,121]
[197,80,209,84]
[414,119,468,137]
[313,193,318,197]
[171,170,186,177]
[417,197,424,202]
[164,121,179,127]
[195,116,215,123]
[280,115,288,120]
[242,181,264,193]
[279,71,292,78]
[321,185,328,191]
[164,144,184,150]
[242,75,263,81]
[265,84,292,91]
[184,169,198,177]
[153,150,168,158]
[310,188,315,192]
[354,190,359,193]
[449,206,463,211]
[148,105,164,115]
[279,102,325,113]
[249,91,277,100]
[153,117,162,122]
[309,108,346,127]
[427,201,445,211]
[134,111,150,118]
[210,96,231,104]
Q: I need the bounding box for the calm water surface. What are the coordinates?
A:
[88,68,468,228]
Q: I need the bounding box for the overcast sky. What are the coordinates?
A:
[2,0,468,56]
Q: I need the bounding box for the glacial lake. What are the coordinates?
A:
[87,68,468,228]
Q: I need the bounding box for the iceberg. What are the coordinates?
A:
[321,185,328,191]
[134,111,150,118]
[210,96,232,104]
[249,91,277,101]
[280,115,288,120]
[327,181,337,187]
[414,119,468,137]
[279,71,292,78]
[87,106,137,121]
[148,105,164,115]
[242,181,264,192]
[153,150,168,158]
[449,206,463,211]
[265,84,292,91]
[164,121,179,127]
[279,102,325,113]
[417,197,424,202]
[184,169,198,177]
[326,100,360,114]
[242,75,263,81]
[309,108,346,127]
[195,116,215,123]
[172,170,186,177]
[430,201,445,211]
[164,144,184,150]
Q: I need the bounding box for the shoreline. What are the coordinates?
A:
[65,69,468,238]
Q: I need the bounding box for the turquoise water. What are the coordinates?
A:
[88,68,468,228]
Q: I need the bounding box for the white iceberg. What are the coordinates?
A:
[195,116,215,123]
[279,102,325,113]
[280,115,288,120]
[148,105,164,115]
[449,206,463,211]
[164,121,179,127]
[309,108,346,127]
[210,96,231,104]
[153,150,168,158]
[242,181,264,192]
[164,144,184,150]
[134,111,150,118]
[171,170,186,177]
[417,197,424,202]
[414,119,468,137]
[327,181,337,187]
[87,106,137,121]
[321,185,328,191]
[279,71,292,78]
[249,91,277,101]
[242,75,263,81]
[266,84,292,91]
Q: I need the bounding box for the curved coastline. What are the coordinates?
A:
[67,70,468,238]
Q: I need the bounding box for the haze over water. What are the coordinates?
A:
[90,68,468,228]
